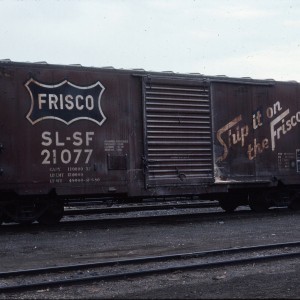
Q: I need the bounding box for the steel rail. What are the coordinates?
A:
[1,241,300,292]
[64,201,219,216]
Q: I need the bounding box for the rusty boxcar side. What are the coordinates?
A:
[212,80,300,183]
[211,79,300,211]
[0,60,300,224]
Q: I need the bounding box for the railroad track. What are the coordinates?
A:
[62,204,291,226]
[1,205,292,230]
[0,200,221,227]
[64,200,220,216]
[1,241,300,293]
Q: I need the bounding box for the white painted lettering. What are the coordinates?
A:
[38,94,47,109]
[41,131,52,146]
[37,94,95,110]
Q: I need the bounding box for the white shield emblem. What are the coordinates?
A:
[25,79,106,126]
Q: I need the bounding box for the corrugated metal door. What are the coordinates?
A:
[143,76,214,188]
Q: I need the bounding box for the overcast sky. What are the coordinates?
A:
[1,0,300,81]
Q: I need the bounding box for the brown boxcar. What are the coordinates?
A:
[0,60,299,224]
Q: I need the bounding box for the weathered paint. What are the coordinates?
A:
[0,61,299,201]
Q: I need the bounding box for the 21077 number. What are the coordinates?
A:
[41,149,93,165]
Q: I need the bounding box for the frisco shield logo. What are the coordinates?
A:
[25,79,106,126]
